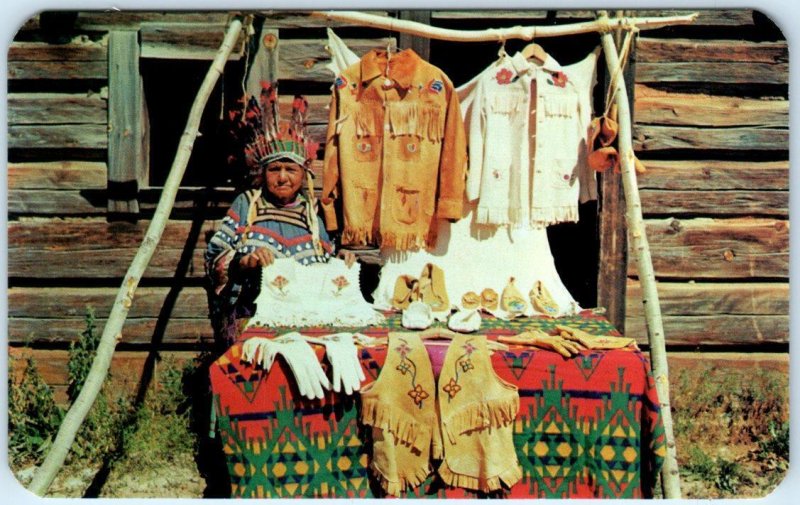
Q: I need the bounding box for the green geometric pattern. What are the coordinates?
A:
[215,388,371,498]
[514,366,643,498]
[270,311,619,337]
[212,312,662,498]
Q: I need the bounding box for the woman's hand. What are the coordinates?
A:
[239,247,275,270]
[338,250,357,268]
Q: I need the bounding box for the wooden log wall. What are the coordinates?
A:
[7,11,395,395]
[8,9,788,403]
[625,10,789,351]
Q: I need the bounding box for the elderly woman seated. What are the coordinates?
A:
[205,85,355,348]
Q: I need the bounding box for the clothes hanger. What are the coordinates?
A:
[496,39,509,63]
[521,41,548,64]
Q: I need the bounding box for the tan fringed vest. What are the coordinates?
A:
[360,332,522,495]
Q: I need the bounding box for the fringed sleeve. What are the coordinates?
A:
[435,75,467,220]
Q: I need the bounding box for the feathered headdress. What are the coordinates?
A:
[228,81,325,255]
[229,81,320,181]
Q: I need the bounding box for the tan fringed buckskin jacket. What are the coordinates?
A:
[321,49,467,251]
[360,332,522,495]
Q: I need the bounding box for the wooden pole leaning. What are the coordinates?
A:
[310,10,697,41]
[596,12,682,499]
[27,16,245,496]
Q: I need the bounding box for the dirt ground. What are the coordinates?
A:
[13,455,206,498]
[11,441,786,499]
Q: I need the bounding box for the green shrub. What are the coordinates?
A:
[8,357,64,466]
[67,308,99,402]
[115,357,198,473]
[714,457,745,495]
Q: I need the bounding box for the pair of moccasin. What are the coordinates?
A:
[587,110,646,174]
[460,288,499,312]
[391,263,450,313]
[499,278,560,317]
[461,278,561,318]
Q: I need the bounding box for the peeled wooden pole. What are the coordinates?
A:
[597,12,681,498]
[310,10,697,41]
[28,16,245,496]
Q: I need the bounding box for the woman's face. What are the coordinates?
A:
[265,160,304,204]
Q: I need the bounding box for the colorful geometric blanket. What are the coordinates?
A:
[209,311,665,498]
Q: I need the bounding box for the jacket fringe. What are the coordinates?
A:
[474,205,526,226]
[349,102,446,141]
[351,102,384,137]
[543,94,577,119]
[378,228,437,251]
[488,93,526,116]
[369,460,432,497]
[385,102,445,141]
[360,396,431,450]
[342,226,376,247]
[440,396,519,444]
[530,204,579,227]
[437,459,523,492]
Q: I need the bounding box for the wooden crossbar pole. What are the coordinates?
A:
[27,16,246,496]
[310,10,697,41]
[596,11,682,499]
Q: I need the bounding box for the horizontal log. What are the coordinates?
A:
[626,314,788,346]
[634,217,789,280]
[8,348,202,399]
[635,160,788,191]
[626,280,789,317]
[636,62,788,85]
[8,60,108,80]
[629,10,755,26]
[8,217,216,251]
[665,352,788,373]
[636,38,787,63]
[8,186,238,216]
[432,10,755,26]
[19,11,390,32]
[7,246,207,279]
[8,92,108,125]
[279,38,396,82]
[8,286,209,319]
[638,189,788,217]
[9,190,107,215]
[261,10,391,28]
[8,218,219,279]
[634,85,788,127]
[7,39,108,80]
[633,125,788,151]
[8,124,107,150]
[8,40,107,61]
[8,161,107,190]
[140,22,247,60]
[9,317,213,346]
[19,12,231,32]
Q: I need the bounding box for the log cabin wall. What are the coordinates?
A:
[7,9,789,404]
[624,10,788,357]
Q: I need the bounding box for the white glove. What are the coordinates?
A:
[306,333,366,395]
[352,332,385,348]
[241,332,330,400]
[241,337,279,369]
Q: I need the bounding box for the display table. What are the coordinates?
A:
[210,311,665,498]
